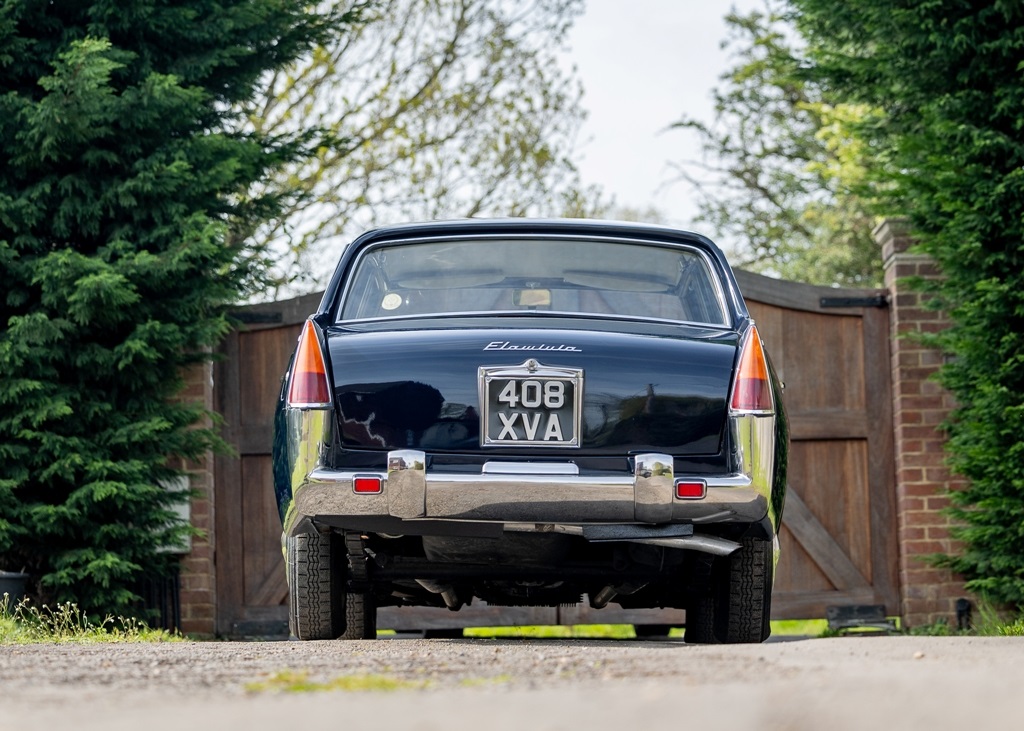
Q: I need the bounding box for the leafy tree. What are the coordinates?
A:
[670,3,882,286]
[0,0,355,615]
[792,0,1024,607]
[244,0,598,294]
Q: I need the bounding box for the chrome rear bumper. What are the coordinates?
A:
[280,408,777,538]
[293,449,768,526]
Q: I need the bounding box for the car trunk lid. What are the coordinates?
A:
[326,323,738,458]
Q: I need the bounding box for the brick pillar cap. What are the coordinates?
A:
[875,218,916,265]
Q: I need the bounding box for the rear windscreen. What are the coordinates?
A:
[338,237,729,326]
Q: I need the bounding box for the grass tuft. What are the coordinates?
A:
[0,594,181,644]
[461,619,830,639]
[994,618,1024,637]
[464,624,636,639]
[459,674,514,687]
[904,603,1024,637]
[246,670,428,693]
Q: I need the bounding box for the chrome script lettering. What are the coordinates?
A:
[484,341,582,352]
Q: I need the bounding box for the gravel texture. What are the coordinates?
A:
[1,636,1022,730]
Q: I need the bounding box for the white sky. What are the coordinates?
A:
[563,0,763,229]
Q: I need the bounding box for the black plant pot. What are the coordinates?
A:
[0,571,29,603]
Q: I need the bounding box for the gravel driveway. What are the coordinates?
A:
[2,636,1021,731]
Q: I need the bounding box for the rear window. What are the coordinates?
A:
[338,237,729,326]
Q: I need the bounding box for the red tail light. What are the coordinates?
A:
[730,326,775,413]
[288,320,332,407]
[675,480,707,499]
[353,476,383,494]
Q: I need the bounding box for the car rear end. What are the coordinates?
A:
[273,220,786,642]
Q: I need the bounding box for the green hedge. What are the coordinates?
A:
[0,1,349,616]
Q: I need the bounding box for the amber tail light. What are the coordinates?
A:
[287,320,333,408]
[729,325,775,414]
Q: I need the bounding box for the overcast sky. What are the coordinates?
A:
[563,0,763,230]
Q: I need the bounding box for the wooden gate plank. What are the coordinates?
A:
[248,564,288,607]
[773,588,880,619]
[788,410,868,440]
[213,330,245,636]
[782,490,871,591]
[862,306,900,613]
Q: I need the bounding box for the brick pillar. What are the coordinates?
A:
[176,360,217,637]
[877,219,969,628]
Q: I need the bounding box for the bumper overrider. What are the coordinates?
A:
[280,407,779,557]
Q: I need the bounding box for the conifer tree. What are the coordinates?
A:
[0,0,356,614]
[793,0,1024,607]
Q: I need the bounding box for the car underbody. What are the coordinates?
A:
[288,509,776,643]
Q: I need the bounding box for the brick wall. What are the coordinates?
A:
[876,219,969,628]
[175,360,217,637]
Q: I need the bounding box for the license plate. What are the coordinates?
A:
[479,360,583,447]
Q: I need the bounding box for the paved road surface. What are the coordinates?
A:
[1,635,1021,731]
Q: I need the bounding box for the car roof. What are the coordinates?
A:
[347,218,720,250]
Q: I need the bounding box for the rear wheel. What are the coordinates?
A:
[287,531,342,640]
[686,536,773,644]
[338,531,377,640]
[684,592,717,644]
[339,591,377,639]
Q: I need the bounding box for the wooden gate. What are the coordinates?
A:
[212,292,319,636]
[212,272,898,635]
[734,271,899,618]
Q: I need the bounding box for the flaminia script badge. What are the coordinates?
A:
[483,341,582,352]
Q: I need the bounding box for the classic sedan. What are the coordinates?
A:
[272,219,787,643]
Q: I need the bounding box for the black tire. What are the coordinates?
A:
[686,536,773,644]
[684,592,717,644]
[716,536,773,643]
[287,531,342,640]
[339,590,377,639]
[337,532,377,640]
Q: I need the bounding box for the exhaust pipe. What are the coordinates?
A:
[415,579,463,611]
[590,581,647,610]
[630,535,740,556]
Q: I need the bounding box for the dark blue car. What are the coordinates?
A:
[273,219,787,642]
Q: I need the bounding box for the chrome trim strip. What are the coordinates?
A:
[284,409,332,491]
[503,523,586,536]
[730,413,777,528]
[482,461,580,475]
[281,407,334,538]
[336,309,735,331]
